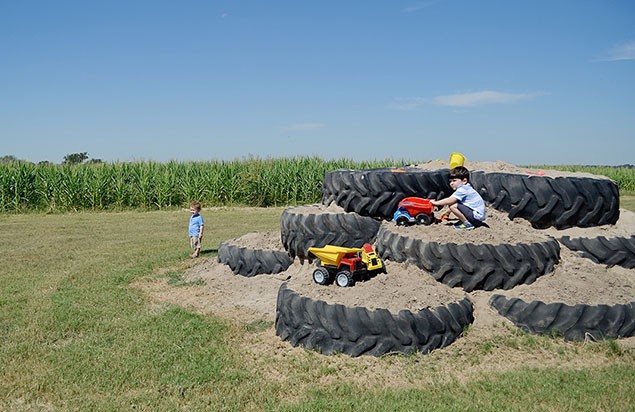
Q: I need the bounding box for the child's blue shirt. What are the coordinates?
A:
[451,183,486,221]
[189,214,204,237]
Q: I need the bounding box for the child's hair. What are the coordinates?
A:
[190,201,201,211]
[449,166,470,182]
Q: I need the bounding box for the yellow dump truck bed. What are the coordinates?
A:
[307,245,363,267]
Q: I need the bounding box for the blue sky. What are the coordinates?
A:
[1,0,634,165]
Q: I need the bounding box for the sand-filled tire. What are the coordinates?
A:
[217,242,293,277]
[374,225,560,292]
[280,206,381,261]
[559,235,635,269]
[321,168,453,220]
[321,168,620,228]
[275,283,474,357]
[489,295,635,341]
[470,172,620,229]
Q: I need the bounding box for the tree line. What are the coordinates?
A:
[1,152,103,165]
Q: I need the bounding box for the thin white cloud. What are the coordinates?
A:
[433,90,542,107]
[281,123,324,131]
[595,41,635,62]
[387,97,425,111]
[221,13,229,18]
[403,0,442,13]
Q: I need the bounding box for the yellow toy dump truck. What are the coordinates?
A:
[307,243,385,287]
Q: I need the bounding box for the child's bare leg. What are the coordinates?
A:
[191,247,200,258]
[449,204,468,223]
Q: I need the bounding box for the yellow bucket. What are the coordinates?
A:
[449,152,465,169]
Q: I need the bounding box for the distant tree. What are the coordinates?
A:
[86,158,104,164]
[63,152,89,165]
[38,160,54,166]
[1,155,19,163]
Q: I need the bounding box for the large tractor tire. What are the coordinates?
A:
[275,283,474,357]
[470,172,620,229]
[489,295,635,341]
[280,205,381,261]
[321,168,452,220]
[374,224,560,292]
[559,235,635,269]
[217,242,293,277]
[321,168,620,228]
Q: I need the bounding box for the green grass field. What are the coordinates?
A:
[1,203,634,411]
[621,195,635,211]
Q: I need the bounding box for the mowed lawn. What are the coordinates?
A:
[1,202,634,411]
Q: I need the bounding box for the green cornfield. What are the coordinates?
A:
[0,157,407,212]
[1,159,633,213]
[527,165,635,193]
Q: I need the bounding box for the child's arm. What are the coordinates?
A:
[430,196,458,207]
[199,225,204,239]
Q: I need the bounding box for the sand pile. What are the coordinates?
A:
[138,161,633,345]
[408,159,611,180]
[154,205,634,321]
[392,207,549,245]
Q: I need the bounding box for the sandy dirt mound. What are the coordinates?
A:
[542,208,635,239]
[141,207,634,322]
[496,248,634,306]
[286,203,351,215]
[286,260,467,312]
[138,208,633,331]
[137,162,632,359]
[133,163,633,382]
[408,159,612,180]
[139,259,468,321]
[391,208,635,244]
[394,207,549,245]
[134,224,635,378]
[138,259,290,322]
[139,232,633,321]
[394,204,635,244]
[224,231,285,251]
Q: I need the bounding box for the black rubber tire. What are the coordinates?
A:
[559,235,635,269]
[470,171,620,229]
[489,295,635,341]
[321,168,452,220]
[280,205,381,261]
[321,168,620,228]
[217,242,293,277]
[275,283,474,357]
[374,224,560,292]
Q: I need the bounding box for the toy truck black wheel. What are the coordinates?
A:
[313,267,331,285]
[395,216,409,226]
[416,213,434,226]
[335,270,355,287]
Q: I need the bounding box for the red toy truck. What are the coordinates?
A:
[393,197,435,226]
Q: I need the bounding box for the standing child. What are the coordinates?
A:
[188,201,204,257]
[431,166,486,231]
